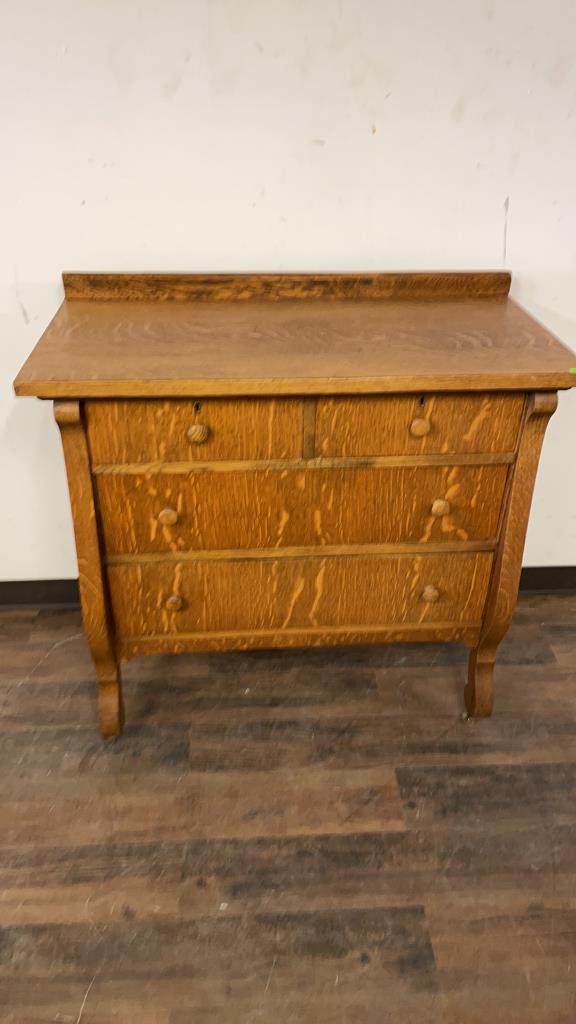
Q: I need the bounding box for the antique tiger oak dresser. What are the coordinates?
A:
[14,272,576,737]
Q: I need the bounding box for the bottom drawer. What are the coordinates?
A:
[108,553,492,638]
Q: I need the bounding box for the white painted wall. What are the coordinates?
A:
[2,0,576,580]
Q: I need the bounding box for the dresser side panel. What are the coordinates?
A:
[476,392,559,649]
[53,401,123,736]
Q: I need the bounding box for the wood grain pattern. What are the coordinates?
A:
[3,597,576,1023]
[108,542,496,565]
[53,402,122,738]
[95,464,508,555]
[1,768,405,849]
[316,393,525,456]
[119,623,481,659]
[85,398,303,464]
[302,398,317,459]
[91,452,516,475]
[107,553,493,641]
[63,270,513,302]
[14,294,576,398]
[465,392,559,716]
[13,272,576,738]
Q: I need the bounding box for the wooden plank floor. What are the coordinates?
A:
[0,592,575,1023]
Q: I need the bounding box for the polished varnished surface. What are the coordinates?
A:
[14,273,576,737]
[14,283,575,398]
[2,595,576,1022]
[85,393,525,468]
[85,398,303,464]
[316,392,525,456]
[95,464,507,555]
[107,552,493,642]
[62,270,514,302]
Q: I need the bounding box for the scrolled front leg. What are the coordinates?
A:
[464,646,495,718]
[96,664,124,738]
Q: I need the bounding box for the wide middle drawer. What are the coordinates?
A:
[96,464,508,555]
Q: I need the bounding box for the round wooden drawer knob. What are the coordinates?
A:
[421,585,440,603]
[410,417,431,438]
[165,594,183,612]
[158,507,178,526]
[187,423,209,445]
[431,499,450,517]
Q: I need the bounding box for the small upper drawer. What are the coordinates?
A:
[85,398,303,466]
[315,393,525,457]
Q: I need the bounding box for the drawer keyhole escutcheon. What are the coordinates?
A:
[421,585,440,603]
[187,423,209,444]
[165,594,183,612]
[431,499,451,517]
[409,417,431,437]
[158,507,178,526]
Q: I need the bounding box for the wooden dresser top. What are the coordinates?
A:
[14,272,576,398]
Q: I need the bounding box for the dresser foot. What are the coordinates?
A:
[464,647,495,717]
[97,669,124,738]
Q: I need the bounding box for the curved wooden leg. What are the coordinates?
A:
[461,393,558,720]
[96,665,124,739]
[464,646,495,718]
[55,402,124,739]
